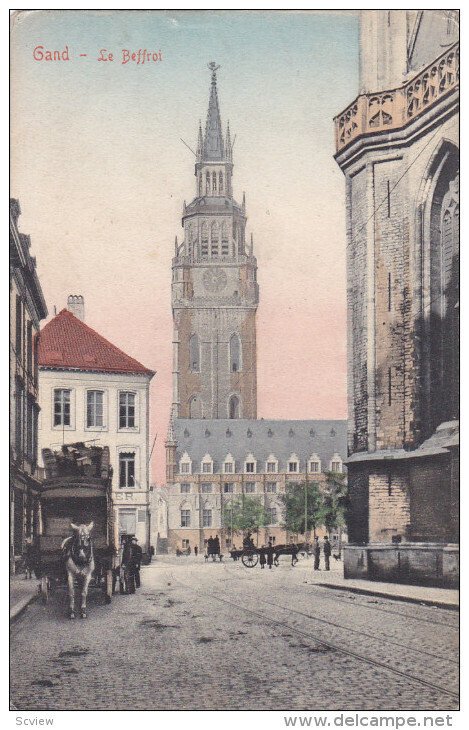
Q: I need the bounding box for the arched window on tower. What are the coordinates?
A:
[221,223,229,257]
[189,395,202,419]
[211,222,219,258]
[229,395,240,419]
[230,334,241,373]
[219,172,224,193]
[201,223,208,259]
[205,172,210,195]
[212,172,217,193]
[189,334,200,372]
[428,157,459,430]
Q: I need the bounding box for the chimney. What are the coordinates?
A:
[67,294,85,321]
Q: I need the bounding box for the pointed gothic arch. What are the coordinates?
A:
[417,140,459,434]
[189,395,202,419]
[228,394,240,419]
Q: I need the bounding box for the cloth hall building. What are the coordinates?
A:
[165,64,347,553]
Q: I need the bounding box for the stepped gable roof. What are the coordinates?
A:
[38,309,154,376]
[172,419,347,474]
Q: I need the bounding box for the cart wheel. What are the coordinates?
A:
[41,576,49,604]
[242,550,259,568]
[105,570,113,604]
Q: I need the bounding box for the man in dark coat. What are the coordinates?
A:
[323,536,332,571]
[313,536,321,570]
[194,545,198,557]
[131,537,143,587]
[259,546,266,569]
[266,540,275,569]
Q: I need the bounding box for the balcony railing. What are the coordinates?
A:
[334,43,459,153]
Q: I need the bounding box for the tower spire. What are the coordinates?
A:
[226,121,232,161]
[203,62,224,161]
[196,120,203,161]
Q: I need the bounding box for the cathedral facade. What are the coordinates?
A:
[334,11,459,586]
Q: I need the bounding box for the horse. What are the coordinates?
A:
[61,522,95,619]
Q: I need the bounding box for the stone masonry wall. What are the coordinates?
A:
[368,464,410,543]
[347,167,368,453]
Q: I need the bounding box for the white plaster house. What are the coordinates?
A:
[37,297,155,551]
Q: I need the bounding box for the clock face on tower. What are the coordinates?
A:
[203,268,227,293]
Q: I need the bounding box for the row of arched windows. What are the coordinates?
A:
[188,393,240,419]
[188,334,242,373]
[184,221,245,261]
[198,170,229,197]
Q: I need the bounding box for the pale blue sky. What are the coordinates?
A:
[11,10,359,483]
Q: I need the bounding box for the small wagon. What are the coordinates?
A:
[37,443,118,606]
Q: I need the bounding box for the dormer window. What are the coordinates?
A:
[224,453,235,474]
[179,452,192,475]
[330,453,343,473]
[266,455,278,474]
[288,454,299,473]
[244,453,257,474]
[308,454,321,474]
[201,454,213,474]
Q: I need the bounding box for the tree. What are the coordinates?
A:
[279,481,326,537]
[322,471,348,535]
[223,495,267,541]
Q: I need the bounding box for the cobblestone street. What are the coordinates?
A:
[10,556,459,711]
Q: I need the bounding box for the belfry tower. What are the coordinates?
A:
[171,63,258,420]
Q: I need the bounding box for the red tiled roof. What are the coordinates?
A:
[38,309,155,377]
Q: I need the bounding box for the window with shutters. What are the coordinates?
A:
[221,222,229,256]
[201,223,209,259]
[211,222,219,258]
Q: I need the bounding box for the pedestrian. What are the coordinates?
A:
[259,546,266,569]
[266,540,274,570]
[313,536,321,570]
[291,544,299,567]
[23,537,35,579]
[131,537,142,588]
[194,545,198,557]
[323,535,331,571]
[187,545,191,556]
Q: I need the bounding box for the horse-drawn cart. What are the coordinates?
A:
[37,443,118,614]
[231,536,309,568]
